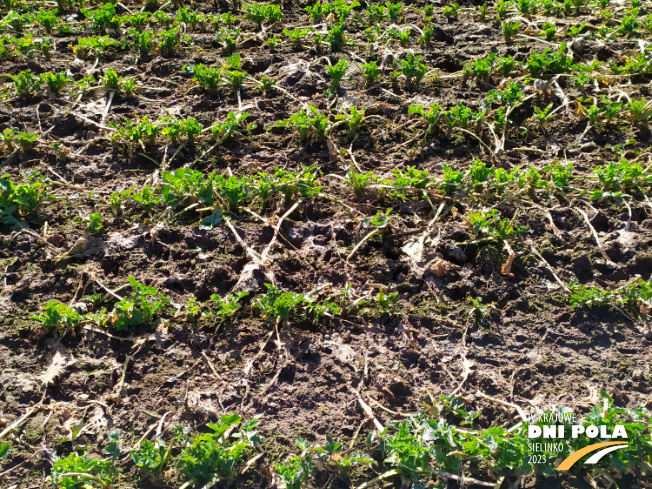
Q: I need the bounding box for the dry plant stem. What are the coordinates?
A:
[94,278,125,302]
[8,228,59,249]
[353,389,384,431]
[224,217,261,261]
[260,201,301,262]
[450,353,472,397]
[74,113,117,132]
[56,473,108,487]
[243,330,275,376]
[101,90,115,125]
[83,325,135,342]
[117,354,131,392]
[355,469,401,489]
[370,400,411,418]
[476,390,528,422]
[240,453,264,475]
[0,460,27,478]
[440,471,495,488]
[0,407,38,439]
[576,208,616,266]
[347,228,379,262]
[528,243,570,293]
[456,127,498,159]
[201,351,220,379]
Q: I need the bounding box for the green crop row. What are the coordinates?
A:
[17,391,648,489]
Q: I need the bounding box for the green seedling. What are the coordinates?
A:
[408,103,445,136]
[16,132,38,152]
[184,297,202,322]
[326,59,348,93]
[210,112,252,142]
[496,0,511,19]
[306,0,360,22]
[284,27,314,49]
[468,209,527,241]
[444,3,461,19]
[265,35,282,49]
[258,75,277,94]
[467,296,496,325]
[158,28,181,56]
[335,106,365,139]
[526,43,574,77]
[517,0,535,14]
[185,64,222,93]
[376,289,398,312]
[541,22,556,41]
[275,443,314,489]
[367,4,387,21]
[627,98,652,124]
[388,28,411,46]
[327,22,347,50]
[109,116,160,153]
[386,1,402,20]
[531,103,556,128]
[36,8,60,35]
[478,3,488,20]
[125,30,155,59]
[215,27,240,54]
[87,212,104,234]
[13,70,41,97]
[209,291,249,320]
[397,52,427,89]
[273,106,329,143]
[176,7,200,29]
[81,4,120,33]
[224,53,246,92]
[103,68,122,91]
[272,166,322,204]
[542,161,573,190]
[177,414,260,487]
[620,9,639,37]
[42,72,70,95]
[501,20,520,42]
[591,158,651,199]
[102,277,170,332]
[256,283,304,325]
[75,36,119,59]
[569,280,612,309]
[124,12,150,31]
[31,301,84,335]
[152,11,173,27]
[244,3,283,29]
[50,453,116,489]
[362,61,380,85]
[5,11,31,33]
[112,185,162,214]
[161,117,203,146]
[131,427,188,480]
[0,172,48,229]
[466,53,496,81]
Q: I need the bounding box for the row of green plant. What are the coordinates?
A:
[0,171,47,230]
[31,277,400,337]
[569,276,652,317]
[2,1,650,67]
[39,391,651,489]
[7,68,138,98]
[4,150,648,238]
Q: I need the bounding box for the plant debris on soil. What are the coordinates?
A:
[1,0,652,488]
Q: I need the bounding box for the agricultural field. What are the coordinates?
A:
[2,0,652,487]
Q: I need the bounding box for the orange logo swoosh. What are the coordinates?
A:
[557,441,627,471]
